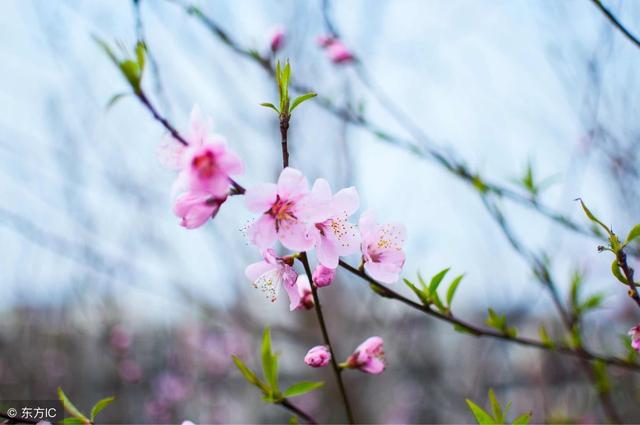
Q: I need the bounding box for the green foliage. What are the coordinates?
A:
[94,37,146,95]
[625,224,640,245]
[485,308,517,338]
[622,334,638,363]
[58,387,114,424]
[568,269,604,316]
[262,60,316,117]
[538,325,554,348]
[232,328,324,407]
[465,389,532,424]
[403,268,465,314]
[512,161,556,198]
[591,360,611,394]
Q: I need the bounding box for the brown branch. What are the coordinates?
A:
[617,249,640,309]
[591,0,640,50]
[278,398,318,424]
[337,260,640,373]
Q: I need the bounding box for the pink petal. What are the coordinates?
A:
[157,136,186,170]
[278,220,314,251]
[245,260,277,283]
[378,223,406,250]
[329,219,361,256]
[286,275,307,311]
[359,357,385,374]
[277,167,309,201]
[364,260,402,284]
[311,178,333,202]
[187,104,213,145]
[317,236,339,269]
[217,148,245,175]
[332,187,359,217]
[248,214,278,249]
[173,193,217,229]
[358,210,378,241]
[245,183,278,213]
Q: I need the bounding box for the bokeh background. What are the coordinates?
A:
[2,0,640,423]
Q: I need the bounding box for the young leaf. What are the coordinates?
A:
[135,41,146,72]
[446,274,464,308]
[429,268,450,294]
[90,397,115,421]
[575,198,611,237]
[232,355,261,387]
[538,325,554,348]
[58,388,89,424]
[290,93,317,112]
[626,224,640,245]
[465,399,496,424]
[260,102,279,113]
[580,293,604,312]
[512,412,532,425]
[488,389,503,424]
[105,92,129,110]
[261,328,279,392]
[404,278,430,306]
[60,418,86,425]
[611,260,628,285]
[282,381,324,398]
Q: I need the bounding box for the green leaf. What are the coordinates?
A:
[512,413,532,425]
[135,41,146,72]
[61,418,85,425]
[105,92,129,110]
[290,93,317,112]
[465,399,496,424]
[58,388,89,423]
[90,397,115,421]
[431,291,446,313]
[580,294,604,312]
[429,268,450,294]
[92,35,118,66]
[119,60,141,89]
[282,381,324,398]
[488,389,503,423]
[232,355,261,387]
[576,198,611,237]
[404,278,429,306]
[261,328,279,393]
[260,102,279,113]
[626,224,640,245]
[611,260,628,285]
[454,324,480,335]
[289,415,299,424]
[446,274,464,308]
[538,325,554,348]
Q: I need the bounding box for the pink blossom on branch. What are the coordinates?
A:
[629,324,640,352]
[245,248,299,305]
[158,105,244,198]
[359,211,406,283]
[173,192,226,229]
[317,35,355,64]
[304,345,331,367]
[312,264,336,287]
[268,25,285,53]
[245,167,325,251]
[308,179,361,268]
[345,336,385,374]
[289,275,315,311]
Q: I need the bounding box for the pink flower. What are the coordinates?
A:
[316,35,336,48]
[245,249,299,304]
[312,264,336,287]
[629,325,640,352]
[268,26,285,53]
[173,192,226,229]
[305,345,331,367]
[326,40,355,64]
[158,106,244,198]
[359,211,406,283]
[290,275,315,311]
[245,167,324,251]
[346,336,385,374]
[308,179,360,268]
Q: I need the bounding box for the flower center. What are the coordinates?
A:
[192,151,216,178]
[270,195,296,224]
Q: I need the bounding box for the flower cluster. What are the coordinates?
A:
[158,106,244,228]
[304,337,386,375]
[317,35,355,64]
[629,324,640,353]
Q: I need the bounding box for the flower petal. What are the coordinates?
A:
[248,214,278,249]
[278,220,314,251]
[332,187,359,217]
[245,183,278,213]
[277,167,308,200]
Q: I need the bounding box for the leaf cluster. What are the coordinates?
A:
[465,389,531,425]
[58,387,114,424]
[403,268,464,315]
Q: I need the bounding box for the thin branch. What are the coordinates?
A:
[337,260,640,373]
[591,0,640,50]
[278,398,318,424]
[617,248,640,309]
[300,253,355,424]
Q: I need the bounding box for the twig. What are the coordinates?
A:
[591,0,640,50]
[300,253,355,424]
[278,398,318,424]
[337,260,640,373]
[617,248,640,309]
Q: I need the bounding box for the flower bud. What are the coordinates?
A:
[312,264,336,287]
[345,336,385,374]
[269,26,285,53]
[629,324,640,353]
[304,345,331,368]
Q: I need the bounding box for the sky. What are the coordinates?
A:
[1,0,639,325]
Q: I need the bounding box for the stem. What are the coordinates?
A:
[591,0,640,50]
[300,253,355,424]
[278,398,318,424]
[0,411,39,424]
[617,249,640,309]
[280,114,290,168]
[337,260,640,372]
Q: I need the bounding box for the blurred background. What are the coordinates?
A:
[2,0,640,423]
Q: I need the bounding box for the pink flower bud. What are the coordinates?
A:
[173,192,226,229]
[304,345,331,367]
[629,324,640,352]
[269,26,285,53]
[346,336,385,374]
[326,40,354,64]
[312,264,336,287]
[317,35,336,48]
